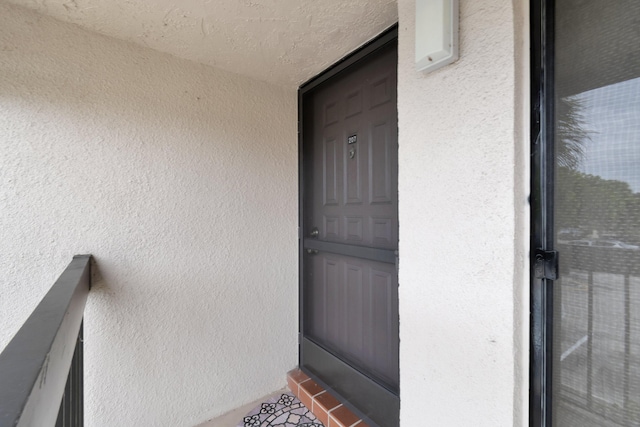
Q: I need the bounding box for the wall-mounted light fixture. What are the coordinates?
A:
[415,0,459,73]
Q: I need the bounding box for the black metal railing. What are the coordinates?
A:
[0,255,91,427]
[56,322,84,427]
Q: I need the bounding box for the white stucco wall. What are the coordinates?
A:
[398,0,529,425]
[0,3,298,426]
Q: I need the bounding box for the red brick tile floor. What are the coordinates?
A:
[286,369,369,427]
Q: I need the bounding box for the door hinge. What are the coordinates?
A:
[534,249,559,280]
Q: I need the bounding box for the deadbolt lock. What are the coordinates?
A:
[310,227,319,238]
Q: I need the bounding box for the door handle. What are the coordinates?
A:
[310,227,319,238]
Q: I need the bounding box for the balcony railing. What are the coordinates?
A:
[0,255,91,427]
[557,244,640,426]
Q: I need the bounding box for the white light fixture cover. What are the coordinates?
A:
[415,0,459,73]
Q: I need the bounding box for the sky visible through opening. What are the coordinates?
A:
[575,76,640,193]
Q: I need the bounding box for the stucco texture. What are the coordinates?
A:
[398,0,526,425]
[3,0,398,87]
[0,3,298,426]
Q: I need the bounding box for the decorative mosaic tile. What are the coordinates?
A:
[237,392,324,427]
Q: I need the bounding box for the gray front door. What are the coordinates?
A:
[299,28,398,427]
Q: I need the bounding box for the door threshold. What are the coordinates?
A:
[287,368,375,427]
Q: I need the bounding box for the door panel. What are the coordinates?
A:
[308,44,398,250]
[304,251,399,390]
[300,30,398,427]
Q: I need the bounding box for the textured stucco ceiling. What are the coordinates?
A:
[4,0,398,86]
